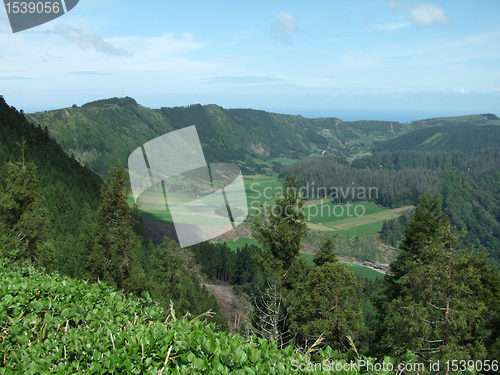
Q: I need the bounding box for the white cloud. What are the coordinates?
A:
[457,88,469,94]
[54,24,133,57]
[271,12,298,44]
[390,1,449,28]
[373,22,411,30]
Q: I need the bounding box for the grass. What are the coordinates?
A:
[326,207,414,230]
[304,201,386,224]
[219,238,262,252]
[271,157,298,165]
[244,175,283,214]
[346,264,384,279]
[299,253,384,279]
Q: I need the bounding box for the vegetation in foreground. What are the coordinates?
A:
[2,97,500,373]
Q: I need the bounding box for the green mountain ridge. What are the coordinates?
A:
[25,96,497,178]
[373,125,500,153]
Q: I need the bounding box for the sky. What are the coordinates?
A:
[1,0,499,122]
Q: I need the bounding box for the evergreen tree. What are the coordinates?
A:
[89,163,140,287]
[293,261,363,356]
[380,193,488,362]
[0,140,49,266]
[313,234,338,267]
[253,169,307,276]
[250,170,308,347]
[290,234,364,356]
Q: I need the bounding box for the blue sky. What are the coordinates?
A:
[1,0,499,121]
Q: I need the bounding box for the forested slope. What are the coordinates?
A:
[373,125,500,153]
[26,97,497,179]
[289,150,500,267]
[0,96,227,330]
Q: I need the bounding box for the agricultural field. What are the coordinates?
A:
[218,237,262,252]
[219,238,385,279]
[306,204,414,238]
[244,175,283,215]
[304,201,386,224]
[129,174,412,248]
[271,157,298,165]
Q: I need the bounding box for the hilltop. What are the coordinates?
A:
[26,97,499,178]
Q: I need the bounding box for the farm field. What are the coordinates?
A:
[306,205,414,237]
[218,237,261,252]
[219,238,385,279]
[271,157,298,165]
[304,201,386,224]
[129,175,412,243]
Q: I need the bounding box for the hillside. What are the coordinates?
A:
[0,96,102,277]
[26,97,410,178]
[1,259,358,374]
[373,124,500,153]
[26,98,500,179]
[0,96,228,330]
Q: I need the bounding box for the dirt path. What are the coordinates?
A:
[387,205,415,214]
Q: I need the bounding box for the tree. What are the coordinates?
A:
[291,235,364,356]
[249,170,308,347]
[245,280,294,350]
[380,193,488,362]
[0,140,49,266]
[313,234,338,267]
[253,169,307,276]
[89,163,140,287]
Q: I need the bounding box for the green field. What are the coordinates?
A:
[271,157,298,165]
[244,175,283,215]
[129,175,412,245]
[219,237,262,252]
[299,253,384,279]
[304,201,386,224]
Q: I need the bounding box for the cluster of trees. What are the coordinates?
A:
[380,210,414,247]
[225,172,500,366]
[285,155,440,207]
[352,149,500,172]
[290,150,500,267]
[0,97,227,329]
[190,242,260,286]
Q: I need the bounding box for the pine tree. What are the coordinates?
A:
[250,170,308,347]
[290,234,363,356]
[313,234,338,267]
[0,140,49,265]
[253,169,307,276]
[89,163,140,287]
[380,193,488,362]
[294,261,363,356]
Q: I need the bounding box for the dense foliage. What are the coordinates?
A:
[0,97,227,331]
[377,194,500,365]
[0,259,355,374]
[289,150,500,267]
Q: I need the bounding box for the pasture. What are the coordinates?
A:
[219,238,385,279]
